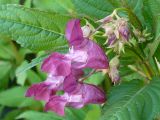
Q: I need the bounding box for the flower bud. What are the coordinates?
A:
[98,15,113,23]
[108,56,120,84]
[116,18,130,41]
[81,25,91,38]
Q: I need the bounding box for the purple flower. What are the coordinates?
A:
[116,18,130,41]
[45,82,106,116]
[65,19,83,47]
[45,71,106,116]
[65,19,109,69]
[45,95,68,116]
[26,19,108,116]
[41,52,71,76]
[119,25,130,41]
[25,75,65,101]
[108,34,117,45]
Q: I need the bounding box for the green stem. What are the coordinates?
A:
[127,46,153,79]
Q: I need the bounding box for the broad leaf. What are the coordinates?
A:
[72,0,116,19]
[0,4,70,51]
[17,111,62,120]
[0,0,19,4]
[101,77,160,120]
[0,87,41,107]
[33,0,75,15]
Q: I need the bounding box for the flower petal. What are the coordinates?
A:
[26,75,65,101]
[65,19,83,46]
[64,82,106,108]
[45,96,67,116]
[82,83,106,104]
[25,82,53,101]
[71,39,109,69]
[41,52,71,76]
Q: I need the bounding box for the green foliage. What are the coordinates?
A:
[0,0,160,120]
[0,87,41,108]
[0,0,19,4]
[16,54,48,74]
[33,0,75,15]
[101,77,160,120]
[0,4,70,51]
[72,0,116,19]
[17,111,62,120]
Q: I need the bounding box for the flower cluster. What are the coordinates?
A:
[99,15,130,53]
[26,19,109,116]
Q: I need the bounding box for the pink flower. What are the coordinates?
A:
[45,80,106,116]
[41,52,71,76]
[26,19,108,116]
[65,19,109,69]
[25,75,65,101]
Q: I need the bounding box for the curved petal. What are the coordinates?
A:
[41,52,71,76]
[25,82,53,101]
[65,83,106,108]
[82,83,106,104]
[65,19,83,46]
[70,39,109,69]
[26,75,65,101]
[45,96,67,116]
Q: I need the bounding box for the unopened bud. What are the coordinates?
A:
[109,56,120,84]
[98,15,113,23]
[81,25,91,38]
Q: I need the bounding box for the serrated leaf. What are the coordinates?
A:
[72,0,116,19]
[101,77,160,120]
[33,0,75,15]
[0,4,70,51]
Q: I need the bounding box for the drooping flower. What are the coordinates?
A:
[26,19,108,116]
[45,72,106,116]
[65,19,109,69]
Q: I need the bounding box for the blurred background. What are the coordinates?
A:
[0,0,105,120]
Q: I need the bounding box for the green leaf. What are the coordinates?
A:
[0,0,19,4]
[101,77,160,120]
[0,86,41,107]
[72,0,116,19]
[0,4,70,51]
[27,70,42,84]
[16,61,28,86]
[16,111,62,120]
[85,72,105,85]
[0,61,12,80]
[84,105,101,120]
[33,0,75,15]
[3,110,21,120]
[16,54,48,75]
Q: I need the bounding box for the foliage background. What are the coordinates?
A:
[0,0,159,120]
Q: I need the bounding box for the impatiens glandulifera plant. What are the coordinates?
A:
[0,0,160,119]
[26,19,108,116]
